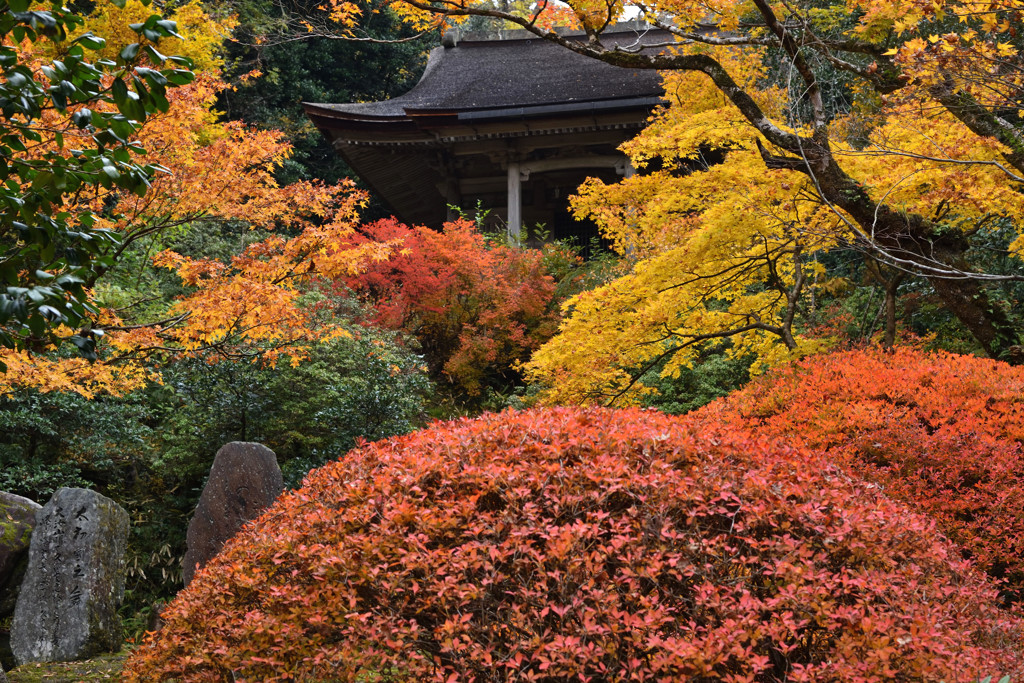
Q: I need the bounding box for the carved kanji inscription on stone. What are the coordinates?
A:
[10,488,129,664]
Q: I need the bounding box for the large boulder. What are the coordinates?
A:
[0,492,40,595]
[0,492,42,669]
[182,442,282,586]
[11,488,129,664]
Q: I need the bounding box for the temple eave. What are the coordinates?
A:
[306,24,669,237]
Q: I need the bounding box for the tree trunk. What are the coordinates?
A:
[816,161,1022,360]
[928,275,1019,359]
[883,279,897,349]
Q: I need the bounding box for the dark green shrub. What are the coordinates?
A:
[0,389,153,501]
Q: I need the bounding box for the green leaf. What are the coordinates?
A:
[120,43,141,61]
[166,55,194,68]
[76,32,106,51]
[111,77,129,105]
[27,313,45,337]
[30,171,53,190]
[119,92,146,121]
[155,19,183,39]
[148,88,169,112]
[49,90,67,110]
[142,45,167,65]
[165,68,194,85]
[72,108,92,128]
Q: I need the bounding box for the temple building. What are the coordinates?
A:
[303,24,667,242]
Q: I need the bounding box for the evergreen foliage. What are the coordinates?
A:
[218,0,433,189]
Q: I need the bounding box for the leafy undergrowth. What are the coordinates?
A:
[125,406,1023,682]
[685,346,1024,597]
[6,652,126,683]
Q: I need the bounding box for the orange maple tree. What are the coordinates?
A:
[343,218,560,397]
[0,1,398,397]
[685,346,1024,598]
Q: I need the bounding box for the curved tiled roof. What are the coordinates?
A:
[305,26,667,122]
[303,25,671,227]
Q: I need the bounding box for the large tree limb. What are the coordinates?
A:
[749,0,826,133]
[929,75,1024,177]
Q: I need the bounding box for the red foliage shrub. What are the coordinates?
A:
[345,219,560,396]
[686,346,1024,596]
[124,407,1023,682]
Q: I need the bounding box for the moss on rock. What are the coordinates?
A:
[6,651,127,682]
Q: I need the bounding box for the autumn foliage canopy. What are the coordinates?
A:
[124,406,1023,682]
[0,0,395,398]
[684,346,1024,598]
[374,0,1024,400]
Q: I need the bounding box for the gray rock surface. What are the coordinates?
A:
[11,488,129,664]
[1,493,41,616]
[182,442,282,585]
[0,492,42,669]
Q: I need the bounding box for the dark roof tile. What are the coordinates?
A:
[307,26,667,119]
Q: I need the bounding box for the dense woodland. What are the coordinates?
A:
[1,0,1023,677]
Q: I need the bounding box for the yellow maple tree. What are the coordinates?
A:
[524,40,1024,403]
[337,0,1024,403]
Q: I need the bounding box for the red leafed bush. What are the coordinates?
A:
[124,407,1023,682]
[345,218,560,397]
[686,346,1024,596]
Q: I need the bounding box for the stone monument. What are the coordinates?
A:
[11,488,129,664]
[182,442,282,585]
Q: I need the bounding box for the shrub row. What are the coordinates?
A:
[686,346,1024,596]
[125,405,1023,682]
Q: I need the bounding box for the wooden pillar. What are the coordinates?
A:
[507,160,521,242]
[444,177,461,221]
